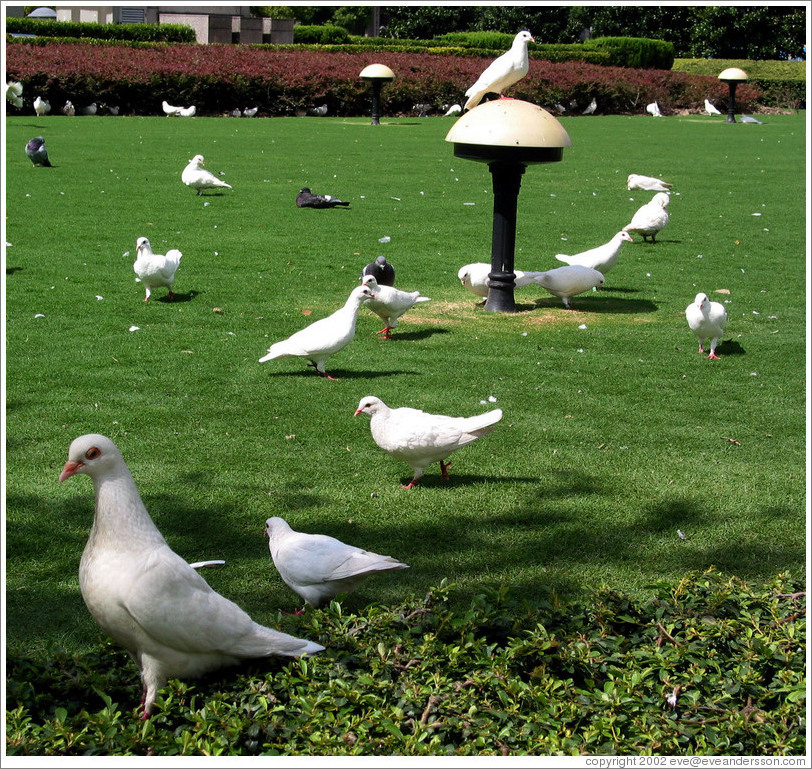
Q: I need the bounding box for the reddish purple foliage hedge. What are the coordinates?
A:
[5,41,759,117]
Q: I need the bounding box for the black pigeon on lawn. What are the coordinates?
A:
[25,137,52,167]
[296,187,350,209]
[361,255,395,287]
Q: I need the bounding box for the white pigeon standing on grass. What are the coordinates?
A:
[179,105,196,117]
[463,30,534,111]
[533,265,605,308]
[627,174,673,192]
[555,231,633,275]
[181,154,232,195]
[264,517,409,612]
[582,98,597,115]
[133,236,182,301]
[258,283,377,379]
[646,101,662,117]
[704,99,722,115]
[623,192,670,242]
[457,262,549,302]
[162,100,182,116]
[354,396,503,489]
[685,292,728,360]
[34,96,51,116]
[360,275,431,339]
[58,434,324,719]
[243,106,259,117]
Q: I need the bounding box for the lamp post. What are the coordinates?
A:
[718,67,748,123]
[445,100,571,312]
[359,64,395,125]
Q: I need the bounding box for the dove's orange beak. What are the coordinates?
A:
[59,460,82,482]
[353,408,363,416]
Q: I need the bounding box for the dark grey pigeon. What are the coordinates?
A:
[25,137,52,167]
[361,255,395,287]
[296,187,350,209]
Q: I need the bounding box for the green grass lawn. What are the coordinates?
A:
[4,111,807,661]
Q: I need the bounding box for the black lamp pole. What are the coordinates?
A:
[485,161,527,312]
[725,81,739,123]
[370,82,383,125]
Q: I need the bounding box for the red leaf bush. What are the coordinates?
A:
[5,41,760,117]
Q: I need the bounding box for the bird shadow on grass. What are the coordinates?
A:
[528,296,658,314]
[382,328,451,342]
[717,339,746,355]
[158,290,200,303]
[262,368,420,380]
[6,266,24,275]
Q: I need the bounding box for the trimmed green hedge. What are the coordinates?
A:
[292,24,351,45]
[5,16,195,43]
[591,36,675,70]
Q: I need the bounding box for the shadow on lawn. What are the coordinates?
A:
[157,290,200,303]
[529,296,659,314]
[262,368,422,379]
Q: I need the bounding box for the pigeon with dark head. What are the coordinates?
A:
[361,255,395,287]
[296,187,350,209]
[25,137,52,167]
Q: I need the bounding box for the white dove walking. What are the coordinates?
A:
[582,98,597,115]
[646,101,662,117]
[534,265,605,308]
[686,292,728,360]
[464,30,534,111]
[133,237,182,301]
[360,275,430,339]
[181,154,232,195]
[457,262,549,301]
[627,174,672,192]
[34,96,51,116]
[59,434,324,718]
[259,283,376,379]
[555,231,633,275]
[704,99,722,115]
[264,517,409,611]
[162,100,182,116]
[623,192,670,242]
[355,396,503,489]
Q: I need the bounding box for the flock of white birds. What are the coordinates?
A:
[32,30,733,719]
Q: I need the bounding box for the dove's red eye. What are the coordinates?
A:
[86,447,101,460]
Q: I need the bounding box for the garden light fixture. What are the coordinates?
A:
[360,64,395,125]
[718,67,748,123]
[445,99,571,312]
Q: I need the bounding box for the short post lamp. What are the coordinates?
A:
[718,67,748,123]
[359,64,395,125]
[445,100,571,312]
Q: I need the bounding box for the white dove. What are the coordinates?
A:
[34,96,51,116]
[646,101,662,117]
[179,105,196,117]
[354,396,503,489]
[704,99,722,115]
[623,192,670,242]
[627,174,673,192]
[457,262,549,301]
[243,106,258,117]
[264,517,409,611]
[464,30,534,111]
[444,103,462,116]
[6,80,23,108]
[582,97,597,115]
[686,292,728,360]
[59,434,324,718]
[162,100,182,116]
[258,283,376,379]
[62,100,75,116]
[181,154,232,195]
[534,265,605,308]
[555,231,633,275]
[133,236,182,301]
[360,275,431,339]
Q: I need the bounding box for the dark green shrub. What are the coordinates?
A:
[292,24,350,45]
[590,36,675,69]
[5,16,195,43]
